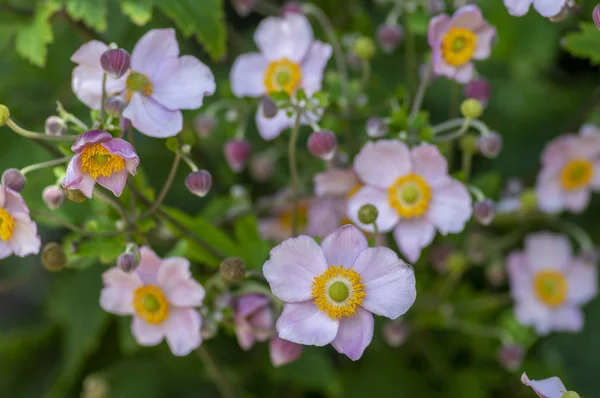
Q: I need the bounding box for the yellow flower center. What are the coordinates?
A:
[80,143,125,180]
[132,284,170,324]
[264,58,302,95]
[279,203,308,232]
[0,208,15,241]
[441,27,478,67]
[560,158,593,191]
[125,71,153,103]
[533,270,568,307]
[346,184,363,199]
[312,265,365,319]
[387,174,432,218]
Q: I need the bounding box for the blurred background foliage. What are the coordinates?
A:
[1,0,600,396]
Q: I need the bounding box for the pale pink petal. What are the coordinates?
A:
[276,302,339,346]
[102,138,140,164]
[507,252,533,301]
[230,53,268,98]
[259,217,290,241]
[540,135,574,169]
[314,169,360,197]
[353,140,411,189]
[504,0,533,16]
[432,50,459,80]
[123,93,183,138]
[136,246,162,284]
[536,170,564,214]
[427,14,451,47]
[533,0,568,17]
[96,170,128,197]
[300,41,332,95]
[71,40,109,65]
[427,176,472,235]
[352,246,417,319]
[454,62,475,84]
[563,189,591,214]
[0,241,12,260]
[550,305,584,333]
[157,257,205,307]
[263,235,329,302]
[72,130,113,153]
[256,108,293,140]
[100,267,143,315]
[255,14,313,62]
[393,218,436,263]
[331,307,374,361]
[8,213,41,257]
[269,336,303,367]
[515,300,553,335]
[131,28,179,81]
[568,136,600,161]
[524,232,572,272]
[473,25,496,60]
[164,307,202,356]
[1,187,29,214]
[522,373,567,398]
[450,5,486,31]
[306,197,346,237]
[567,260,598,305]
[131,316,165,346]
[410,144,448,181]
[591,161,600,190]
[62,154,96,198]
[235,321,255,350]
[236,294,270,317]
[346,186,399,233]
[320,225,368,268]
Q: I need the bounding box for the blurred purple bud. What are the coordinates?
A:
[382,321,409,347]
[308,130,337,160]
[250,152,276,182]
[42,185,65,210]
[194,115,217,139]
[281,1,302,16]
[1,168,26,192]
[225,139,252,172]
[231,0,257,17]
[366,117,388,138]
[377,23,403,53]
[486,262,505,287]
[185,170,212,197]
[262,96,278,118]
[100,48,131,79]
[117,252,138,273]
[478,132,503,158]
[104,96,127,117]
[474,199,495,226]
[45,116,66,136]
[464,78,491,107]
[429,244,454,274]
[269,336,303,367]
[594,5,600,29]
[498,344,524,372]
[504,178,523,197]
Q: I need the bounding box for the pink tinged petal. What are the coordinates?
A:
[432,50,458,80]
[567,260,598,305]
[71,40,109,65]
[0,241,12,260]
[123,93,183,138]
[72,130,112,153]
[235,320,256,350]
[563,189,591,213]
[164,308,203,356]
[300,41,333,96]
[131,316,165,346]
[314,169,360,197]
[96,170,128,197]
[236,294,270,317]
[63,155,96,199]
[533,0,568,18]
[550,305,584,333]
[331,307,374,361]
[8,213,41,257]
[507,252,533,301]
[102,139,139,164]
[1,187,29,214]
[427,14,451,47]
[504,0,533,16]
[536,170,564,214]
[269,336,303,367]
[515,300,553,335]
[259,217,290,241]
[276,302,339,346]
[591,161,600,190]
[524,232,572,272]
[131,28,179,80]
[256,108,293,140]
[427,176,472,235]
[136,246,162,284]
[157,257,205,307]
[473,25,497,60]
[230,53,268,98]
[306,197,346,237]
[522,373,567,398]
[249,307,274,342]
[254,14,313,62]
[353,139,411,189]
[346,186,399,233]
[410,144,448,181]
[151,55,216,110]
[540,135,574,169]
[450,5,486,30]
[320,225,368,267]
[393,218,436,263]
[263,235,329,302]
[100,268,143,315]
[453,62,475,84]
[352,246,417,319]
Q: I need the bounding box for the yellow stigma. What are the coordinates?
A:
[561,158,593,191]
[264,58,302,95]
[387,174,432,218]
[312,265,365,319]
[80,143,125,180]
[125,71,153,103]
[0,208,15,241]
[441,27,477,67]
[533,270,568,307]
[132,284,170,324]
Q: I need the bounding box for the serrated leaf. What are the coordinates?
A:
[121,0,153,26]
[157,0,226,60]
[65,0,107,32]
[562,22,600,65]
[15,2,58,67]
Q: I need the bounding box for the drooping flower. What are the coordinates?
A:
[233,293,274,350]
[263,225,416,360]
[536,124,600,214]
[100,246,205,356]
[521,373,568,398]
[0,185,41,260]
[348,140,472,262]
[504,0,569,18]
[229,14,332,140]
[62,130,139,198]
[507,232,597,335]
[428,5,496,83]
[71,29,216,138]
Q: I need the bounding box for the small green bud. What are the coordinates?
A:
[447,252,468,274]
[561,392,580,398]
[0,104,9,126]
[520,189,537,213]
[64,188,87,203]
[41,242,67,272]
[418,126,434,142]
[220,257,247,282]
[353,37,376,60]
[459,134,479,154]
[358,204,378,225]
[460,99,483,119]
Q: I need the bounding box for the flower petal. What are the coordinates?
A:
[1,186,29,214]
[102,138,140,164]
[276,302,339,346]
[255,108,293,140]
[514,300,553,335]
[263,235,329,302]
[269,336,303,367]
[454,62,475,84]
[0,241,12,260]
[411,144,448,181]
[164,307,202,356]
[100,267,143,315]
[132,316,165,346]
[507,252,533,301]
[536,170,564,214]
[533,0,568,17]
[136,246,162,284]
[320,225,368,268]
[96,170,128,196]
[567,259,598,305]
[473,25,496,60]
[255,14,313,62]
[314,168,360,197]
[306,197,346,237]
[72,130,112,153]
[236,294,270,318]
[300,41,332,95]
[62,154,96,199]
[563,189,590,214]
[450,5,486,31]
[157,257,205,307]
[346,186,399,233]
[331,307,374,361]
[353,140,411,189]
[131,28,179,81]
[522,373,567,398]
[504,0,533,16]
[393,218,436,263]
[427,176,472,235]
[550,305,584,333]
[524,232,572,272]
[591,161,600,190]
[230,53,268,98]
[352,246,417,319]
[123,93,183,138]
[427,14,450,47]
[8,213,41,257]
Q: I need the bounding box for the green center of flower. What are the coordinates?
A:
[143,294,161,313]
[401,185,420,204]
[126,72,151,92]
[328,281,349,302]
[452,38,465,52]
[276,70,292,86]
[93,154,110,164]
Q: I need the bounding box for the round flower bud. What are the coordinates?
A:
[307,130,337,160]
[1,168,26,192]
[464,78,491,107]
[358,204,378,225]
[261,96,278,119]
[478,132,503,159]
[194,115,217,138]
[474,199,495,226]
[220,257,247,282]
[460,98,483,119]
[0,104,9,126]
[100,48,131,79]
[224,139,252,173]
[353,37,376,60]
[185,170,212,197]
[382,321,408,347]
[520,189,538,213]
[42,242,67,272]
[561,393,580,398]
[104,96,127,117]
[64,187,87,203]
[447,252,468,274]
[44,116,66,136]
[376,23,403,53]
[594,5,600,29]
[497,344,524,371]
[42,185,65,210]
[231,0,257,17]
[366,117,388,138]
[117,252,138,273]
[281,1,302,16]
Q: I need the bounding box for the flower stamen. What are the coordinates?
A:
[264,58,302,95]
[441,27,477,67]
[312,265,365,319]
[0,208,15,241]
[561,158,593,191]
[533,270,568,307]
[125,71,153,103]
[387,174,432,218]
[132,284,170,324]
[80,143,125,180]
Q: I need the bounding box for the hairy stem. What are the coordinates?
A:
[20,156,72,176]
[197,346,236,398]
[6,119,77,142]
[140,152,181,220]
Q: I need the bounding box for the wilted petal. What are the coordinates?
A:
[331,307,374,361]
[255,14,313,62]
[123,93,183,138]
[276,302,339,346]
[230,53,269,97]
[393,218,436,263]
[164,308,202,356]
[158,257,205,307]
[353,140,411,189]
[100,268,143,315]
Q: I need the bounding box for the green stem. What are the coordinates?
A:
[94,189,130,222]
[433,118,472,142]
[32,210,128,237]
[181,153,199,172]
[404,18,417,97]
[449,82,461,119]
[99,72,107,122]
[409,63,432,118]
[140,153,181,220]
[56,101,89,130]
[197,346,236,398]
[20,156,72,175]
[288,112,302,237]
[554,220,594,252]
[461,147,473,179]
[5,119,77,142]
[360,58,371,94]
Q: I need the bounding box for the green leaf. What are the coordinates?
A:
[165,137,179,153]
[15,2,58,67]
[157,0,226,61]
[121,0,154,26]
[269,348,338,390]
[562,23,600,65]
[405,11,430,35]
[65,0,107,32]
[233,215,270,270]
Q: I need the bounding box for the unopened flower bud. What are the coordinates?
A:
[220,257,247,282]
[464,78,491,107]
[377,23,403,53]
[382,321,409,347]
[2,168,26,192]
[185,170,212,197]
[82,375,109,398]
[194,115,217,138]
[224,139,252,173]
[64,187,87,203]
[42,242,67,272]
[353,37,376,60]
[117,252,138,273]
[270,336,303,367]
[261,96,278,118]
[44,116,66,136]
[561,392,580,398]
[520,189,537,213]
[460,98,483,119]
[366,117,388,138]
[231,0,257,17]
[100,48,131,79]
[478,132,503,158]
[497,344,524,371]
[594,5,600,29]
[308,130,337,160]
[104,96,127,117]
[281,1,302,16]
[0,104,9,126]
[42,185,65,210]
[358,204,378,225]
[474,199,495,225]
[447,252,467,274]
